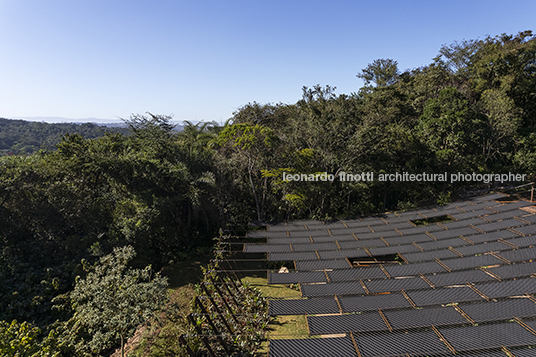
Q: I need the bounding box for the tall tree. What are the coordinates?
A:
[357,58,399,88]
[215,123,279,221]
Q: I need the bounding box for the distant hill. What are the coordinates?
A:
[0,118,131,155]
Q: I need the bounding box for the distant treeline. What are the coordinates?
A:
[0,118,131,155]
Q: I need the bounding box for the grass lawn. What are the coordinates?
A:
[241,276,313,356]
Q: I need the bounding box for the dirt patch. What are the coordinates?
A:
[109,325,147,357]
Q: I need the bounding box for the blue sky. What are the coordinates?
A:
[0,0,535,123]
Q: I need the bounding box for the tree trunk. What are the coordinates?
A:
[248,155,261,222]
[121,335,124,357]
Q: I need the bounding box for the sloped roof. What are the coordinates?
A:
[243,193,536,356]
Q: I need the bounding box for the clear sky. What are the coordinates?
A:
[1,0,535,123]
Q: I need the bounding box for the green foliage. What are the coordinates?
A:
[180,235,272,356]
[417,86,483,171]
[62,246,168,356]
[0,320,41,356]
[357,58,399,88]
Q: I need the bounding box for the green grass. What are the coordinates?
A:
[240,276,312,356]
[241,276,311,339]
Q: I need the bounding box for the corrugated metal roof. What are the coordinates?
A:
[243,194,536,356]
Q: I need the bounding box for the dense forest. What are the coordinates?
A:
[0,119,130,156]
[1,31,535,355]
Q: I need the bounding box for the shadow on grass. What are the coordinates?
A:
[160,249,212,289]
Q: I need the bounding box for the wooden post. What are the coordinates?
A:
[211,281,241,325]
[179,335,196,357]
[217,275,241,307]
[194,301,232,355]
[217,269,242,299]
[531,184,534,202]
[198,289,234,334]
[188,314,217,357]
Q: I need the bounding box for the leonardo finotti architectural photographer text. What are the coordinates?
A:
[282,172,527,184]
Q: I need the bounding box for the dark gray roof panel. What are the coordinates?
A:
[269,336,357,357]
[338,239,384,250]
[368,245,418,256]
[454,241,511,256]
[520,214,536,223]
[300,281,366,297]
[441,217,487,229]
[290,230,330,237]
[343,220,377,228]
[339,293,411,312]
[384,234,434,245]
[264,223,290,231]
[396,225,444,236]
[291,242,339,252]
[295,259,350,271]
[269,298,339,315]
[425,269,495,287]
[461,298,536,322]
[268,251,318,261]
[469,193,507,201]
[498,246,536,262]
[439,254,501,271]
[354,330,448,356]
[318,249,369,260]
[468,230,519,243]
[364,277,430,293]
[477,219,524,232]
[463,202,499,211]
[328,267,387,282]
[384,305,466,330]
[307,313,387,335]
[485,210,524,221]
[432,226,482,239]
[438,321,536,351]
[417,237,467,250]
[268,237,312,244]
[511,347,536,357]
[347,226,376,234]
[485,261,536,279]
[353,230,400,239]
[370,224,402,232]
[492,201,535,212]
[449,209,494,220]
[403,249,459,263]
[474,278,536,298]
[505,235,536,248]
[384,261,446,277]
[321,222,349,229]
[516,225,536,236]
[327,228,355,236]
[424,209,461,218]
[268,271,327,284]
[243,244,290,253]
[522,318,536,331]
[246,230,288,238]
[408,286,483,306]
[311,234,356,242]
